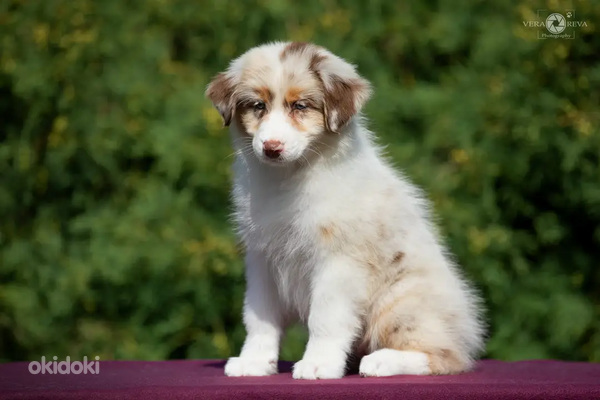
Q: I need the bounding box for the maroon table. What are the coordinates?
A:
[1,359,599,399]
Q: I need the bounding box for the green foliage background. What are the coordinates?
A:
[1,0,599,363]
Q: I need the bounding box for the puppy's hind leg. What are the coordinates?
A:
[359,296,472,377]
[359,347,469,377]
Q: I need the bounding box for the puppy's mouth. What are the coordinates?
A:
[263,148,284,161]
[257,152,292,166]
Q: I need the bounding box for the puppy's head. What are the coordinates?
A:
[206,42,371,165]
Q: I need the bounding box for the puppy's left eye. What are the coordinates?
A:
[293,102,308,111]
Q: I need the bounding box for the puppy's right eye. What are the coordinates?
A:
[253,101,266,110]
[293,102,308,111]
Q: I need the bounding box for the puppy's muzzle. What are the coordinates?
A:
[263,140,284,159]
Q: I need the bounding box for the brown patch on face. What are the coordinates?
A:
[256,86,274,104]
[426,348,468,375]
[206,72,236,126]
[288,109,314,133]
[288,103,324,133]
[285,86,303,104]
[280,42,311,60]
[285,86,309,132]
[391,251,405,264]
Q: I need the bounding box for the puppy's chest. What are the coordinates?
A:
[235,171,370,258]
[235,184,325,317]
[236,186,319,257]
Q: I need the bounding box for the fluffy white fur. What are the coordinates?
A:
[206,42,484,379]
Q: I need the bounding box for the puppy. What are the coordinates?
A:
[206,42,484,379]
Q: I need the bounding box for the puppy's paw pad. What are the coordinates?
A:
[224,357,277,377]
[293,359,345,380]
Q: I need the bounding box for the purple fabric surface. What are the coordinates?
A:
[0,359,599,399]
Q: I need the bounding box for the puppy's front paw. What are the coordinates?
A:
[224,357,277,377]
[292,358,345,380]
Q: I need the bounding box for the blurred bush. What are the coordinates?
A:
[0,0,598,362]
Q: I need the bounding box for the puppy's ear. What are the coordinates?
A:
[206,72,236,126]
[312,51,371,133]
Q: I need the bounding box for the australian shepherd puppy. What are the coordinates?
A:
[206,42,484,379]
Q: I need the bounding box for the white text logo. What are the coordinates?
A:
[522,9,588,39]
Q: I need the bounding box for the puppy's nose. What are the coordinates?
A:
[263,140,283,159]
